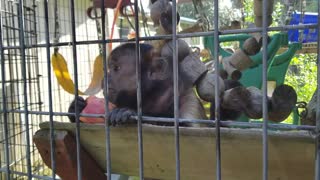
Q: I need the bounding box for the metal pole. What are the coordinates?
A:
[314,0,320,179]
[171,1,181,180]
[43,0,56,179]
[262,0,269,179]
[0,3,11,179]
[133,0,144,179]
[69,0,82,179]
[100,0,112,179]
[17,0,32,178]
[213,0,222,179]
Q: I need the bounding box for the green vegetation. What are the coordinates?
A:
[285,54,317,103]
[284,53,317,123]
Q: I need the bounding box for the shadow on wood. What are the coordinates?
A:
[36,121,315,180]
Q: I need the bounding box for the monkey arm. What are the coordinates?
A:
[107,89,208,127]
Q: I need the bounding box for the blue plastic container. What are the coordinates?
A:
[288,12,318,43]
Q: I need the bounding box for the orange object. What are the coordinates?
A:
[80,96,115,124]
[127,31,136,39]
[108,0,123,52]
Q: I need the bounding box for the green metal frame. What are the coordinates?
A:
[203,33,302,124]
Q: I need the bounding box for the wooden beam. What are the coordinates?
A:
[279,43,318,54]
[33,129,107,180]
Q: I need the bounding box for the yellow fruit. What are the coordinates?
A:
[83,54,104,95]
[51,52,104,95]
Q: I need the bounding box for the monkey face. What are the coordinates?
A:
[107,54,137,108]
[105,43,167,110]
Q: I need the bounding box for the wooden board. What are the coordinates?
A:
[39,121,316,180]
[33,130,106,180]
[279,43,318,54]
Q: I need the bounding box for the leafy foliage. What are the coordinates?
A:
[282,53,317,124]
[285,54,317,104]
[243,0,254,24]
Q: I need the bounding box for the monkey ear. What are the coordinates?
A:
[148,57,169,80]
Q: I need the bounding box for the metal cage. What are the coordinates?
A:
[0,0,319,179]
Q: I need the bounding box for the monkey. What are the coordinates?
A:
[150,0,180,34]
[68,43,207,126]
[209,68,297,122]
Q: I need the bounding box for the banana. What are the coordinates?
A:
[51,52,104,95]
[83,54,104,95]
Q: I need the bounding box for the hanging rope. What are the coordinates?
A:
[53,0,59,54]
[191,0,209,31]
[140,0,150,36]
[93,7,103,53]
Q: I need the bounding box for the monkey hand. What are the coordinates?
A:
[68,96,87,122]
[107,108,136,126]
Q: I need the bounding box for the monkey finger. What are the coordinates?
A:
[114,108,128,125]
[120,110,136,124]
[108,109,121,126]
[110,109,119,126]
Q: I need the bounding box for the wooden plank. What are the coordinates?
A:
[33,129,107,180]
[279,43,318,54]
[39,122,315,180]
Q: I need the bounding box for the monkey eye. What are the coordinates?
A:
[112,65,121,72]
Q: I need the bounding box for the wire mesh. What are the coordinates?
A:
[0,0,319,179]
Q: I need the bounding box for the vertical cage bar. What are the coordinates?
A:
[43,0,56,179]
[8,3,24,173]
[171,1,181,180]
[100,0,112,179]
[315,0,320,179]
[32,0,42,114]
[213,0,221,179]
[69,0,82,179]
[262,0,269,179]
[3,6,17,174]
[0,5,11,179]
[17,0,32,178]
[134,0,144,179]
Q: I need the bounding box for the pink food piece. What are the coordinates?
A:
[80,96,115,124]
